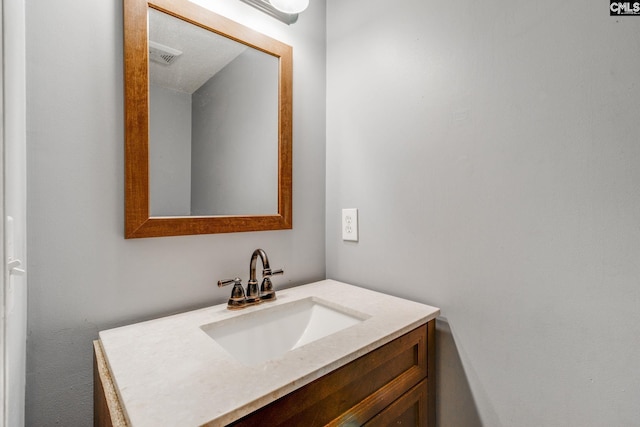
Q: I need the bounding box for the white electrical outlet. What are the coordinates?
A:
[342,208,358,241]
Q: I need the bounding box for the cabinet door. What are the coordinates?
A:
[363,379,429,427]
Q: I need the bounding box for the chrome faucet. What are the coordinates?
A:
[217,249,283,310]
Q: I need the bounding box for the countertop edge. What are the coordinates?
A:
[94,340,130,427]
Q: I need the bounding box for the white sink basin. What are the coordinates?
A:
[200,297,370,365]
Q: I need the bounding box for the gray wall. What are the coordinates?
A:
[327,0,640,426]
[149,84,192,216]
[192,48,278,216]
[25,0,326,425]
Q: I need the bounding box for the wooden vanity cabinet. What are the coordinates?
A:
[94,320,435,427]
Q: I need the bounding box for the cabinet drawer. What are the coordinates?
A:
[228,323,429,427]
[364,379,428,427]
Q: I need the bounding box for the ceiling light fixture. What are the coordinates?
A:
[269,0,309,14]
[239,0,308,25]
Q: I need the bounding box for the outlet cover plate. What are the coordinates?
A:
[342,208,358,242]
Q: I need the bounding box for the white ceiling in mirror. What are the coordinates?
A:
[148,8,248,94]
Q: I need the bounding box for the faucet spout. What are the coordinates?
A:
[246,249,269,304]
[249,249,270,283]
[246,248,282,303]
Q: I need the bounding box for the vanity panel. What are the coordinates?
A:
[94,350,113,427]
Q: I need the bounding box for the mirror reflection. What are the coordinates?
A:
[148,8,279,217]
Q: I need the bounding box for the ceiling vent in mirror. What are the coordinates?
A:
[149,41,183,65]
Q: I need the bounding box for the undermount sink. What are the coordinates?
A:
[200,297,370,365]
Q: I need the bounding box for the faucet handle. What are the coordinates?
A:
[260,268,282,302]
[217,277,247,310]
[262,268,283,277]
[218,277,241,287]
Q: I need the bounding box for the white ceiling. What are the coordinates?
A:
[148,8,248,94]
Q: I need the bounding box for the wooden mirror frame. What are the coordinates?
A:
[124,0,292,238]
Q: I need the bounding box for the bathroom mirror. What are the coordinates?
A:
[124,0,292,238]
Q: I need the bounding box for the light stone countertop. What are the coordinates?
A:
[98,279,440,426]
